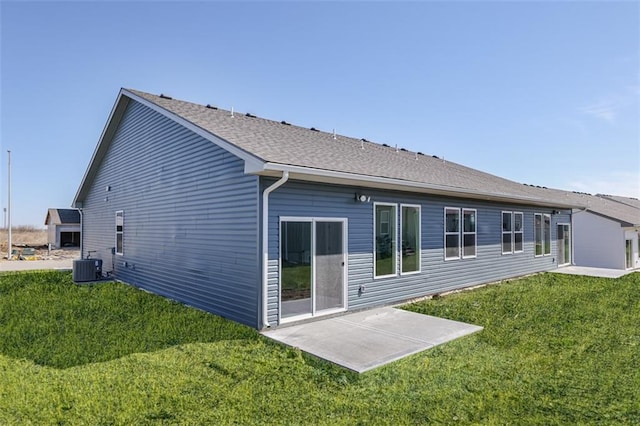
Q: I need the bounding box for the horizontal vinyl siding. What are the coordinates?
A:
[266,180,568,324]
[572,211,624,269]
[81,100,260,327]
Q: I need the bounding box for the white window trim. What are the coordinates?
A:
[543,213,552,256]
[374,202,398,279]
[534,213,543,257]
[462,208,477,259]
[501,210,513,255]
[278,216,349,324]
[513,212,524,253]
[400,204,421,275]
[444,207,461,261]
[115,210,124,256]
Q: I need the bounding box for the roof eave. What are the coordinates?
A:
[73,90,131,207]
[254,163,580,209]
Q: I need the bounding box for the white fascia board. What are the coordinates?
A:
[121,89,265,174]
[255,163,579,209]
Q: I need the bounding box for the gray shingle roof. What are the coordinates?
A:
[58,209,80,224]
[596,194,640,210]
[126,89,575,207]
[45,208,80,225]
[520,187,640,226]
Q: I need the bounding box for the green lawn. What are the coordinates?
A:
[0,270,638,424]
[281,262,311,300]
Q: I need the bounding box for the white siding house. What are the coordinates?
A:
[572,210,636,270]
[44,208,81,248]
[527,190,640,271]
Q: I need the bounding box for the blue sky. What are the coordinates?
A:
[1,1,638,226]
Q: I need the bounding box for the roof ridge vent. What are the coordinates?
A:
[382,143,389,147]
[206,104,217,110]
[280,120,291,125]
[159,93,172,99]
[245,113,256,118]
[310,127,319,132]
[417,152,424,156]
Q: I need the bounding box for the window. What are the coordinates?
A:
[380,210,390,235]
[543,214,551,255]
[401,205,420,274]
[502,211,512,254]
[444,208,460,260]
[514,212,524,253]
[502,211,523,254]
[534,213,551,257]
[534,213,542,256]
[462,209,477,258]
[375,203,396,277]
[444,207,476,260]
[115,211,124,255]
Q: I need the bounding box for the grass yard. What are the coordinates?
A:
[281,262,311,300]
[0,271,638,424]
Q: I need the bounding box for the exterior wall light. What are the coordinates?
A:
[355,193,371,203]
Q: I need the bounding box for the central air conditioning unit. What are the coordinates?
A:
[73,259,103,282]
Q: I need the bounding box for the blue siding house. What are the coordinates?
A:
[74,89,578,329]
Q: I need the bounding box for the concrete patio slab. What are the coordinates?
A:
[551,266,634,279]
[262,307,483,373]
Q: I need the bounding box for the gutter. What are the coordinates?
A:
[78,208,84,259]
[255,163,581,210]
[261,171,289,328]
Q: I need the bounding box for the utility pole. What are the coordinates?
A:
[7,150,11,261]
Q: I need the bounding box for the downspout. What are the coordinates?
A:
[261,171,289,329]
[78,208,84,260]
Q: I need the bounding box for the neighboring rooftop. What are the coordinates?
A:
[596,194,640,210]
[45,208,80,225]
[521,187,640,227]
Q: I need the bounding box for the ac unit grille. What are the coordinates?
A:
[73,259,102,282]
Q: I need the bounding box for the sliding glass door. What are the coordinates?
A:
[557,224,571,266]
[280,221,312,317]
[280,218,347,321]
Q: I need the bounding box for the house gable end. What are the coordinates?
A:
[73,89,265,208]
[79,98,261,328]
